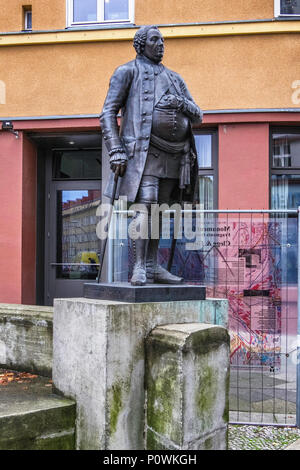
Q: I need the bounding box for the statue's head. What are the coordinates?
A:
[133,25,164,63]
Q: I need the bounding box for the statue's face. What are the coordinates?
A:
[143,28,164,63]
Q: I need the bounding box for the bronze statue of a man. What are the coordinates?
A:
[100,25,202,286]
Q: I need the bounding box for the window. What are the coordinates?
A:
[23,6,32,30]
[270,128,300,284]
[271,129,300,210]
[194,130,218,209]
[275,0,300,17]
[67,0,134,27]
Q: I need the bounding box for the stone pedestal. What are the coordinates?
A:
[53,297,228,450]
[146,323,230,450]
[84,282,206,303]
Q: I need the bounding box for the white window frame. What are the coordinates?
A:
[66,0,134,27]
[274,0,300,17]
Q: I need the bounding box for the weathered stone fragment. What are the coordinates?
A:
[146,323,230,450]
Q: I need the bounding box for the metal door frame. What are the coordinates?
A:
[44,153,101,305]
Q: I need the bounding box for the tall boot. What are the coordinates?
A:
[130,209,149,286]
[146,222,183,285]
[131,238,148,286]
[146,237,159,283]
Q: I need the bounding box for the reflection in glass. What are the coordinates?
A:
[104,0,129,21]
[56,190,101,279]
[194,134,212,168]
[73,0,97,22]
[199,175,214,209]
[272,133,300,168]
[271,175,298,284]
[281,0,300,14]
[53,150,102,179]
[271,174,300,209]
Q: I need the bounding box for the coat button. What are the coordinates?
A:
[144,147,148,151]
[144,97,148,100]
[142,118,146,123]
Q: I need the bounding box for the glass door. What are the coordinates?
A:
[45,148,102,305]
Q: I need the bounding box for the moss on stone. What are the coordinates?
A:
[223,366,230,423]
[187,327,229,355]
[204,436,213,450]
[146,346,181,444]
[0,434,75,450]
[0,396,76,450]
[196,365,217,430]
[109,383,123,435]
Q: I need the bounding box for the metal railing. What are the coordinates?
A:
[109,206,300,427]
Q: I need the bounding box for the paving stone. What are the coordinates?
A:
[228,425,300,450]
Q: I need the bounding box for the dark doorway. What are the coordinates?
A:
[30,132,102,305]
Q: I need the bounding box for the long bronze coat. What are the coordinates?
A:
[100,54,202,202]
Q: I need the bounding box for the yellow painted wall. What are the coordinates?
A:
[0,0,66,33]
[135,0,275,25]
[0,0,275,33]
[0,33,298,117]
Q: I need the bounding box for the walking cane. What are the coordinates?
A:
[96,167,120,283]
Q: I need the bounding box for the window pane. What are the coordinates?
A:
[199,175,214,209]
[53,150,102,179]
[104,0,129,21]
[73,0,97,22]
[56,190,101,279]
[281,0,300,14]
[271,174,300,209]
[25,11,32,29]
[194,134,212,168]
[272,133,300,168]
[271,175,298,284]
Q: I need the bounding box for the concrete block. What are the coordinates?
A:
[53,297,228,450]
[0,304,53,377]
[146,323,230,450]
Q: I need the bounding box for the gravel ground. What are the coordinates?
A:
[228,425,300,450]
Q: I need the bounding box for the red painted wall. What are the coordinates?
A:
[0,132,37,304]
[22,136,37,305]
[218,123,269,209]
[0,132,23,303]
